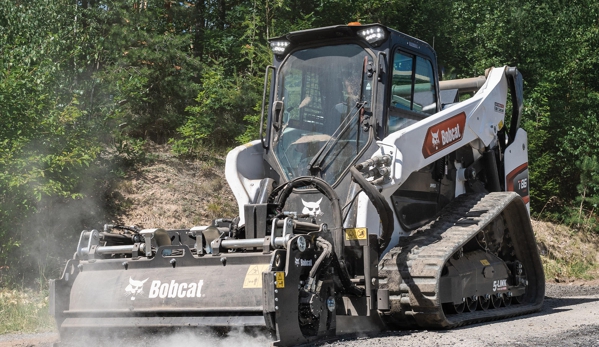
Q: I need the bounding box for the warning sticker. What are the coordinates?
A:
[242,264,270,289]
[275,272,285,289]
[480,259,490,266]
[345,228,368,240]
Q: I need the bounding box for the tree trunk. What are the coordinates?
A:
[193,0,205,58]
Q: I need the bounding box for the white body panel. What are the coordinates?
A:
[225,140,265,226]
[356,67,512,247]
[504,128,530,212]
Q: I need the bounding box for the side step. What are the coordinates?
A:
[379,192,545,329]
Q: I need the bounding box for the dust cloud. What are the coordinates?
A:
[151,329,272,347]
[61,328,273,347]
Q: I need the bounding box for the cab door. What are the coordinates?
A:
[386,49,450,231]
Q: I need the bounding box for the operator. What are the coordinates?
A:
[328,76,361,135]
[334,77,359,116]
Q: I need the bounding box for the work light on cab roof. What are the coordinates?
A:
[357,26,386,45]
[269,40,290,54]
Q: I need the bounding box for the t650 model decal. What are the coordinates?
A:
[506,163,529,204]
[422,112,467,158]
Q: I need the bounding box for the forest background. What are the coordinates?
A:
[1,0,599,289]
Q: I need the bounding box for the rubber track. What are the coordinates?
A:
[378,192,545,329]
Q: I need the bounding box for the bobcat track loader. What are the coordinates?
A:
[50,23,544,346]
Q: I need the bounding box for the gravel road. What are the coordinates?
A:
[2,283,598,347]
[325,283,599,347]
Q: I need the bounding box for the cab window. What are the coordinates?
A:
[388,51,437,133]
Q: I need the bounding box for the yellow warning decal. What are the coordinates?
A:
[480,259,490,266]
[498,120,504,130]
[345,228,368,240]
[242,264,270,288]
[275,272,285,289]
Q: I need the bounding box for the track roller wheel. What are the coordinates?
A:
[478,295,490,310]
[503,294,512,307]
[466,297,478,312]
[491,293,503,308]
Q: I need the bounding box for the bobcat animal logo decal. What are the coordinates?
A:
[422,112,467,158]
[302,198,323,217]
[125,277,149,300]
[431,130,440,149]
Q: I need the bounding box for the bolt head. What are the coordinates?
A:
[297,236,307,252]
[326,297,336,312]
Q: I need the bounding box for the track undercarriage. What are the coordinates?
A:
[379,192,544,329]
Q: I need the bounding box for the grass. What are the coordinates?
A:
[533,219,599,282]
[543,258,598,281]
[0,288,55,334]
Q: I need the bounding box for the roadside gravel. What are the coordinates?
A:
[325,283,599,347]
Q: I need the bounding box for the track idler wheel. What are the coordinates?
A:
[513,295,524,304]
[443,300,465,314]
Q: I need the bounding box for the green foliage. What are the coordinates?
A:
[3,0,599,286]
[92,1,203,141]
[0,1,106,269]
[440,0,599,230]
[171,64,256,153]
[560,156,599,231]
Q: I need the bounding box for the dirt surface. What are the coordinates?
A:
[4,283,599,347]
[532,220,599,281]
[113,143,237,229]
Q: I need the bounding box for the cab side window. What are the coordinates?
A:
[389,51,437,134]
[391,52,414,111]
[414,56,436,114]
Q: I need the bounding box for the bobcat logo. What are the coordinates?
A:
[431,130,440,149]
[125,277,149,301]
[302,198,323,217]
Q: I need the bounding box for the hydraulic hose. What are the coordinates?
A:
[268,176,362,295]
[349,166,395,252]
[269,176,344,262]
[310,237,332,279]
